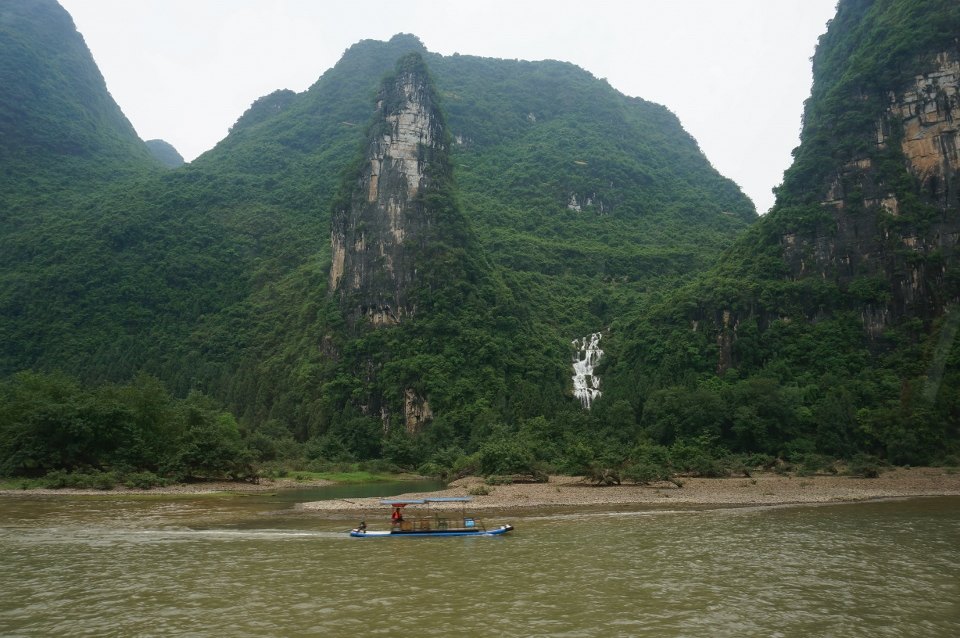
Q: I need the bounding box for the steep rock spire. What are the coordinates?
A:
[329,53,449,326]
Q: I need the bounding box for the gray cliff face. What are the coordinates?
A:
[328,55,447,327]
[709,48,960,374]
[891,52,960,211]
[781,51,960,335]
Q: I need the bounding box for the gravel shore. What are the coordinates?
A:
[4,468,958,508]
[298,467,960,512]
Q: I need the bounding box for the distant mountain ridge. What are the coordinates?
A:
[0,0,158,188]
[146,140,184,168]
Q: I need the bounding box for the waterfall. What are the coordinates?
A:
[572,332,603,409]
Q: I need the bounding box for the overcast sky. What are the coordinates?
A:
[59,0,837,214]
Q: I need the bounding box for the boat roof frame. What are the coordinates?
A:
[379,496,473,506]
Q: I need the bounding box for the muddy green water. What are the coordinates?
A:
[1,487,958,637]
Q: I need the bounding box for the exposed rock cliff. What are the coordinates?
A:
[671,0,960,376]
[325,52,509,434]
[329,53,448,327]
[779,48,960,335]
[892,52,960,209]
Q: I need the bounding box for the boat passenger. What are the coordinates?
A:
[358,520,367,532]
[391,507,403,526]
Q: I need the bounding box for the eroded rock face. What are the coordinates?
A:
[329,54,447,326]
[403,388,433,434]
[779,51,960,334]
[891,52,960,208]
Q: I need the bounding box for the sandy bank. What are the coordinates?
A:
[298,467,960,512]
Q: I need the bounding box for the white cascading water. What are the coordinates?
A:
[572,332,603,409]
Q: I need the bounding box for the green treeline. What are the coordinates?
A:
[0,372,251,486]
[0,368,912,489]
[2,4,959,486]
[611,308,960,466]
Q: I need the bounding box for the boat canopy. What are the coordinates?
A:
[379,496,473,506]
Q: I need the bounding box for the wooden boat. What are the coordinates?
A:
[349,496,514,538]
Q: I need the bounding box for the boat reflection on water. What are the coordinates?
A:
[350,496,514,538]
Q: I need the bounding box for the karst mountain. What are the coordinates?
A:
[0,0,956,480]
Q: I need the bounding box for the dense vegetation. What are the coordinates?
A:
[0,5,760,483]
[1,0,956,486]
[0,371,252,487]
[145,139,184,168]
[606,0,960,468]
[0,0,159,190]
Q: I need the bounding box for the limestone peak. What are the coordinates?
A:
[329,52,450,327]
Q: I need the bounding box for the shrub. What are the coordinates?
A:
[846,454,883,478]
[468,484,491,496]
[743,453,777,469]
[416,461,447,479]
[41,469,71,489]
[622,461,672,485]
[528,465,550,483]
[40,470,118,489]
[938,454,959,467]
[361,458,401,474]
[257,464,289,480]
[122,471,168,489]
[684,454,729,478]
[445,454,476,479]
[478,439,535,476]
[795,453,838,475]
[668,437,731,477]
[585,465,621,486]
[773,460,794,475]
[91,471,117,490]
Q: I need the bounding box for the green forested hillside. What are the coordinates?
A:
[145,140,184,168]
[0,4,756,478]
[27,1,955,483]
[0,0,158,190]
[611,0,960,467]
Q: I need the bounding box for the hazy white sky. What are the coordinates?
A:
[59,0,837,214]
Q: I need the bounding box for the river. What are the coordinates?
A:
[1,485,958,637]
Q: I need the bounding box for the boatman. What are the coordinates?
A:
[391,506,403,527]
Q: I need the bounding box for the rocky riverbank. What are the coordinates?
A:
[298,467,960,512]
[4,468,958,507]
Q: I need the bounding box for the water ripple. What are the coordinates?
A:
[1,496,958,636]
